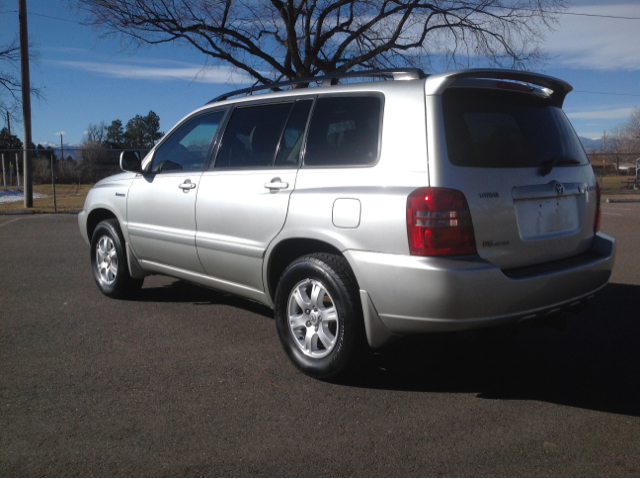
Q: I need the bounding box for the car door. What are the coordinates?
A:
[127,109,226,274]
[195,99,313,291]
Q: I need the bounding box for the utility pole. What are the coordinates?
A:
[19,0,33,207]
[4,113,10,188]
[60,132,64,163]
[6,112,11,148]
[602,130,606,184]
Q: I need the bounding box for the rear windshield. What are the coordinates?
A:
[442,88,588,168]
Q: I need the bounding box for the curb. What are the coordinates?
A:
[606,198,640,203]
[0,210,36,215]
[0,210,84,215]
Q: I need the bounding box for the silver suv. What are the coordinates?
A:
[78,68,616,380]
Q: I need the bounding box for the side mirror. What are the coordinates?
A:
[120,151,142,173]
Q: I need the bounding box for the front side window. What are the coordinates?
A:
[304,96,382,167]
[151,110,225,173]
[214,103,293,169]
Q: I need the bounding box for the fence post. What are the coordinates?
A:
[2,154,6,190]
[51,153,57,213]
[16,153,20,188]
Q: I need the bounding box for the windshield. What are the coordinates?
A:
[442,88,588,168]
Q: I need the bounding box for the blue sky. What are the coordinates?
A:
[1,0,639,146]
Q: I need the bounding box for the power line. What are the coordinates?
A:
[526,10,640,20]
[0,11,84,25]
[561,12,640,20]
[574,91,640,97]
[488,5,640,20]
[3,6,640,22]
[30,12,84,24]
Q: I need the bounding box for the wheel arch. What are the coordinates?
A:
[86,208,118,242]
[266,238,356,303]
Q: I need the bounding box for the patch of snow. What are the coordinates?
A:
[0,189,49,204]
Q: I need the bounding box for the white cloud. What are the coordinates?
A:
[54,59,255,84]
[566,107,636,119]
[55,131,66,136]
[544,4,640,70]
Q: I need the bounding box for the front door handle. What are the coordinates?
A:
[264,177,289,191]
[179,179,196,192]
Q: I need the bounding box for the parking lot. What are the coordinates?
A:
[1,202,639,476]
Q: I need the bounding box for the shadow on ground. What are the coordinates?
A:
[135,280,640,417]
[348,282,640,417]
[134,279,273,318]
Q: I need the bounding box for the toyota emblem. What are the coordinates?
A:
[554,183,564,196]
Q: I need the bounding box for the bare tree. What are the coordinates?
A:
[83,121,108,145]
[608,125,633,175]
[76,0,565,85]
[624,107,640,143]
[79,122,110,182]
[0,38,22,121]
[0,0,43,123]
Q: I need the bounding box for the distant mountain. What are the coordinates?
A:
[579,137,603,152]
[35,142,82,160]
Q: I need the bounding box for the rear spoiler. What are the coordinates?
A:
[425,68,573,107]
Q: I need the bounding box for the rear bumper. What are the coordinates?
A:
[346,232,615,338]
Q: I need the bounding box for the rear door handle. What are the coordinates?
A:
[264,177,289,191]
[179,179,196,192]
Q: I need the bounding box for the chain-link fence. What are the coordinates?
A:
[1,149,639,213]
[1,148,149,213]
[587,153,640,191]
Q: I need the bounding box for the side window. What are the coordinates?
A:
[151,110,225,173]
[214,103,293,169]
[275,100,313,167]
[304,96,382,167]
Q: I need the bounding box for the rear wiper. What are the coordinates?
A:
[538,156,581,176]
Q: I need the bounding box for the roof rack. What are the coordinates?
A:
[206,68,426,104]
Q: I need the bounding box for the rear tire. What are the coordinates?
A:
[275,253,369,381]
[90,219,143,299]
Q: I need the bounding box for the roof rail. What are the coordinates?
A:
[425,68,573,107]
[206,68,426,104]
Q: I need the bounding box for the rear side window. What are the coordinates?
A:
[275,100,313,167]
[304,96,381,167]
[214,103,292,169]
[442,88,588,168]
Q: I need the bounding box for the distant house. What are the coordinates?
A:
[618,163,636,176]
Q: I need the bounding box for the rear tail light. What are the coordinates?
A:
[594,181,601,233]
[407,188,477,256]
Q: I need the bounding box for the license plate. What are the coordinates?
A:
[515,195,580,240]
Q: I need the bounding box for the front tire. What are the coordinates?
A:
[90,219,143,299]
[275,253,369,381]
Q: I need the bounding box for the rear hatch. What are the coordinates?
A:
[434,80,597,270]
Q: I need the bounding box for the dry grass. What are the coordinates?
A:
[0,184,94,213]
[600,176,639,191]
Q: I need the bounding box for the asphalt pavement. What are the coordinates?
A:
[1,206,639,476]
